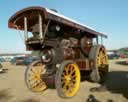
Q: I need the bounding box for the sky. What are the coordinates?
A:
[0,0,128,53]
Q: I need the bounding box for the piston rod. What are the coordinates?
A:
[101,36,103,45]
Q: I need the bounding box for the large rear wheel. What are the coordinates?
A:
[89,45,109,83]
[55,61,80,98]
[25,60,47,92]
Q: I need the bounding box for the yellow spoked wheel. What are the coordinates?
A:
[89,45,109,83]
[25,60,47,92]
[55,61,80,98]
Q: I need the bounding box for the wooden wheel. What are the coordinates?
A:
[25,60,47,92]
[89,45,109,83]
[55,61,80,98]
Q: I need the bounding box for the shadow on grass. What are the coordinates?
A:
[86,94,114,102]
[0,89,40,102]
[0,88,13,101]
[90,71,128,99]
[86,94,101,102]
[0,68,8,74]
[116,61,128,65]
[21,98,40,102]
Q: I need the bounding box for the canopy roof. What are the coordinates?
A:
[8,6,107,38]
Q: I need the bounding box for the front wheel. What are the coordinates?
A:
[55,60,81,98]
[25,60,47,92]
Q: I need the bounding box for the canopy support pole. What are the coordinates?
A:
[101,36,103,45]
[96,37,99,44]
[24,17,28,41]
[39,14,43,39]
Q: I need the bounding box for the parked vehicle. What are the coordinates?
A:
[120,54,127,58]
[10,56,26,65]
[108,53,120,59]
[16,56,26,65]
[10,57,16,64]
[0,63,3,73]
[10,56,39,65]
[23,56,40,65]
[0,58,5,62]
[8,6,108,98]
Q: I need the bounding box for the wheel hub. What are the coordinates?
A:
[35,74,41,80]
[65,75,71,83]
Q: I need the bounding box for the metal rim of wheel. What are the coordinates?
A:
[55,61,80,98]
[25,60,47,92]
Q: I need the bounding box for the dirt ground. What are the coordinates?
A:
[0,59,128,102]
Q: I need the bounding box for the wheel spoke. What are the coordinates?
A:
[69,82,74,88]
[63,83,68,92]
[68,83,74,93]
[65,66,69,75]
[30,68,37,75]
[102,54,107,59]
[28,76,36,82]
[31,80,39,88]
[70,68,75,75]
[61,78,67,84]
[62,71,66,76]
[66,64,73,74]
[71,79,76,84]
[32,79,45,89]
[69,65,74,71]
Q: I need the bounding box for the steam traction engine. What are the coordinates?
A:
[8,6,108,98]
